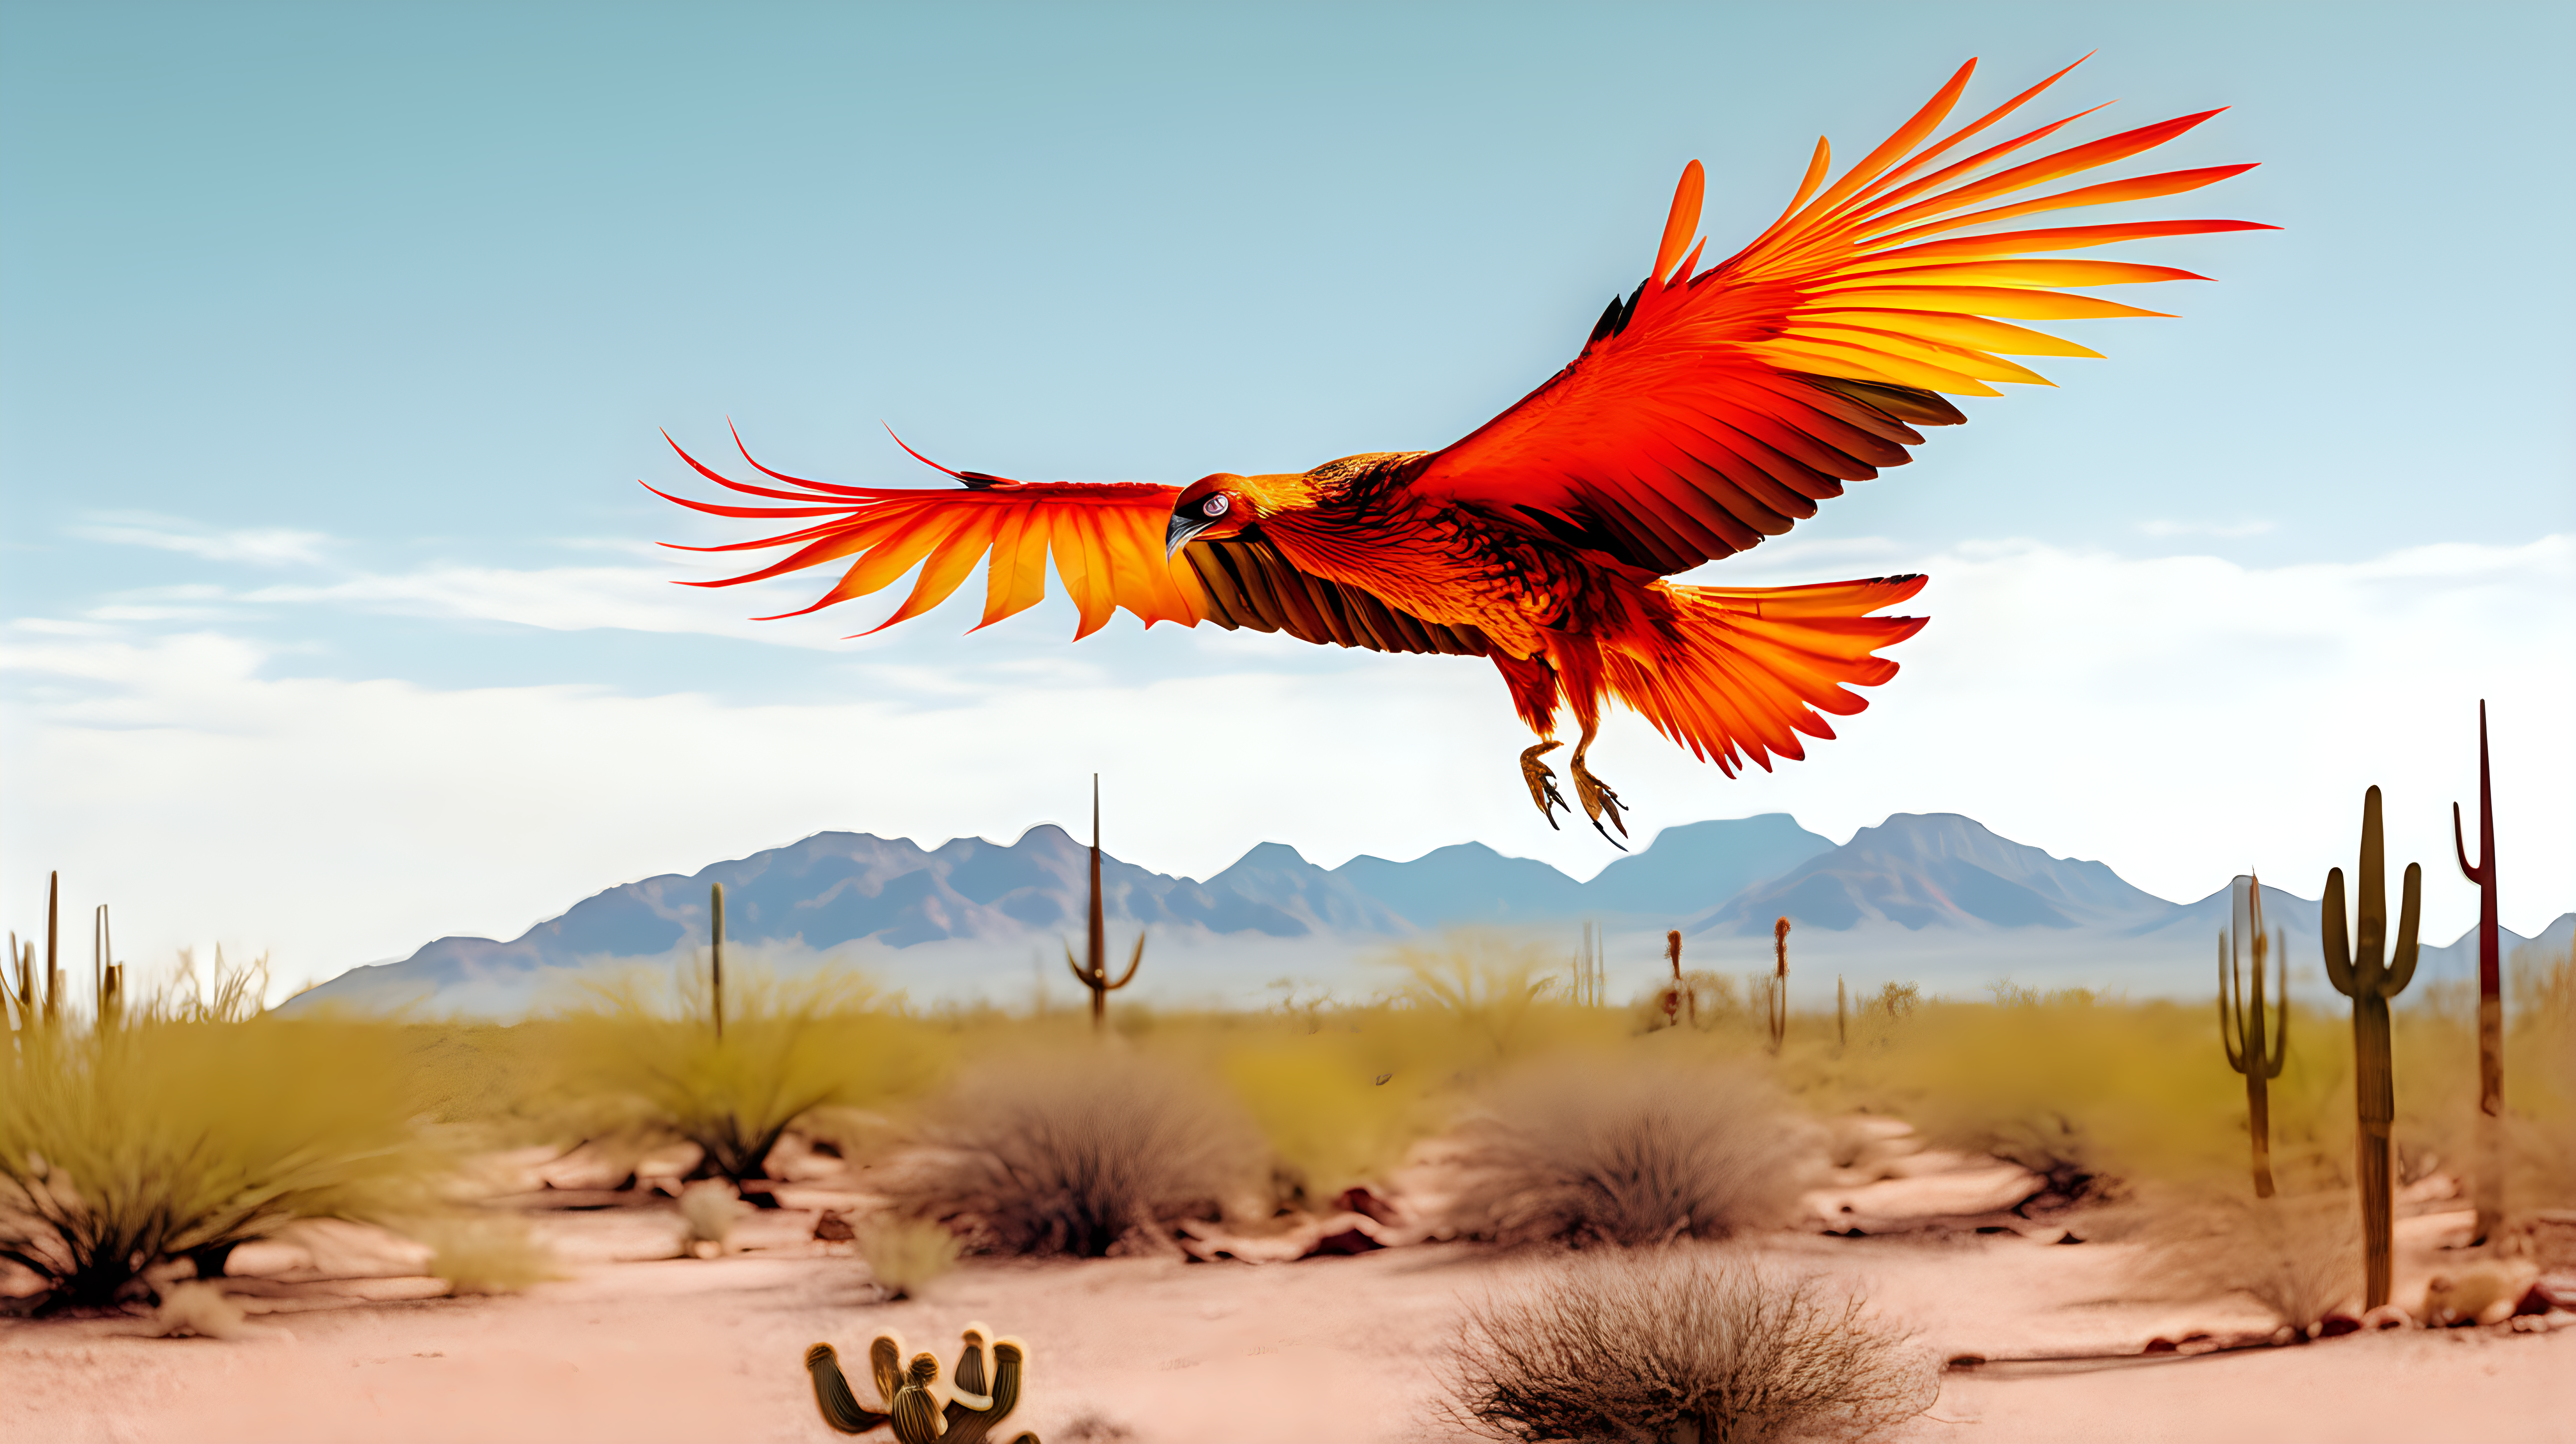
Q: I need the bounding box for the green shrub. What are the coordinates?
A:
[0,1018,433,1309]
[538,966,941,1195]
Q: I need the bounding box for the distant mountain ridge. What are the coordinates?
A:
[287,810,2571,1015]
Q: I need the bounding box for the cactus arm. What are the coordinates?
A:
[2264,929,2288,1079]
[2384,861,2422,995]
[2356,787,2389,980]
[2453,800,2488,883]
[1065,945,1094,989]
[805,1344,896,1435]
[944,1340,1031,1444]
[1104,933,1144,991]
[872,1335,909,1412]
[890,1384,944,1444]
[2219,932,2248,1072]
[2322,868,2356,996]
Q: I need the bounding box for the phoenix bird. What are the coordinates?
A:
[653,58,2267,845]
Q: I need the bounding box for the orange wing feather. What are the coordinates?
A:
[1411,56,2274,575]
[649,433,1202,640]
[650,432,1492,656]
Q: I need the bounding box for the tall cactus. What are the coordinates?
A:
[709,880,726,1043]
[2219,873,2288,1198]
[2451,700,2503,1245]
[1767,917,1790,1052]
[2323,784,2421,1311]
[1065,775,1142,1032]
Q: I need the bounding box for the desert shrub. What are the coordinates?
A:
[678,1179,748,1252]
[860,1216,960,1299]
[539,966,940,1197]
[882,1048,1267,1256]
[0,1018,433,1309]
[1445,1248,1929,1444]
[1380,928,1597,1057]
[2144,1189,2361,1330]
[1446,1053,1817,1246]
[1220,1032,1433,1204]
[408,1212,564,1295]
[1821,995,2352,1198]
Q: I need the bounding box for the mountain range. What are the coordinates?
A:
[289,812,2572,1017]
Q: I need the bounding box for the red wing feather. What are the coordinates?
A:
[1410,57,2272,575]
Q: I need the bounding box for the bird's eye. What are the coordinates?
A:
[1202,494,1230,518]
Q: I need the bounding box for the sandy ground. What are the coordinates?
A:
[4,1183,2571,1444]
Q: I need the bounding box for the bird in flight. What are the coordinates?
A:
[652,57,2267,846]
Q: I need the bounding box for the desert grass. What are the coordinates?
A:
[538,966,942,1196]
[859,1216,960,1299]
[880,1048,1267,1256]
[408,1212,565,1295]
[1215,933,1633,1204]
[0,1017,435,1310]
[1444,1248,1929,1444]
[1794,993,2356,1201]
[1445,1052,1818,1247]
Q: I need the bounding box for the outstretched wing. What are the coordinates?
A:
[1410,56,2274,575]
[650,431,1490,656]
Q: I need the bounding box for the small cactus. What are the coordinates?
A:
[1066,775,1142,1032]
[1659,929,1690,1025]
[805,1325,1039,1443]
[2450,700,2504,1244]
[2218,874,2288,1198]
[2323,784,2421,1312]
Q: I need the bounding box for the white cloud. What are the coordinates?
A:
[2136,518,2277,539]
[72,515,336,566]
[1,536,2568,998]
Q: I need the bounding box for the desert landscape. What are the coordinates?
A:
[6,5,2572,1443]
[4,908,2571,1443]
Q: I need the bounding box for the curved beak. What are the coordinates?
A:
[1165,512,1215,559]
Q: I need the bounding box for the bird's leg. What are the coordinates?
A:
[1519,742,1570,829]
[1568,718,1628,848]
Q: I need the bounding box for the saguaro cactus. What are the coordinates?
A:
[2323,784,2421,1311]
[805,1325,1039,1443]
[709,881,727,1042]
[2219,873,2288,1198]
[1767,917,1790,1052]
[46,870,61,1026]
[2451,700,2504,1245]
[1066,775,1142,1032]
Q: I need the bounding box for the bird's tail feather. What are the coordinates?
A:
[1604,576,1927,777]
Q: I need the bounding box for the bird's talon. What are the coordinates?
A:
[1571,752,1629,845]
[1519,742,1570,826]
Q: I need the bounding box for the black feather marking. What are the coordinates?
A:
[1587,294,1626,346]
[954,471,1007,490]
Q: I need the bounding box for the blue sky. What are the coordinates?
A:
[3,2,2569,991]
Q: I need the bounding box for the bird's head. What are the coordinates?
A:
[1165,472,1255,556]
